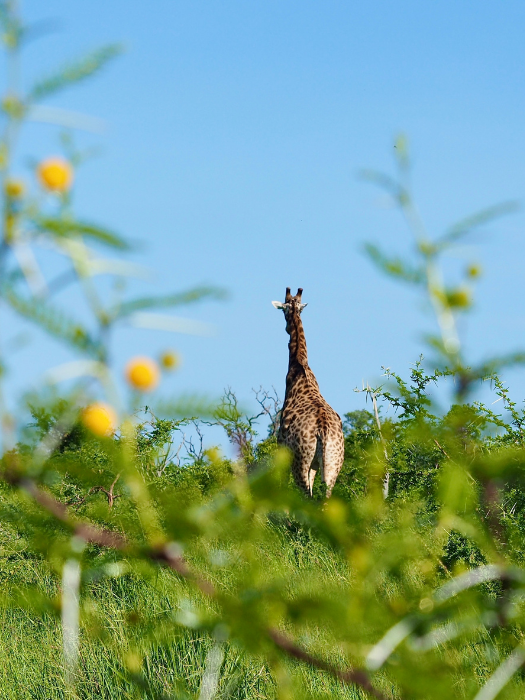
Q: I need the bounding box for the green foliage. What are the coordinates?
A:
[1,285,103,357]
[35,216,130,251]
[363,243,425,285]
[115,286,228,318]
[29,44,123,101]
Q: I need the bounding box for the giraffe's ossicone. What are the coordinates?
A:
[272,287,344,497]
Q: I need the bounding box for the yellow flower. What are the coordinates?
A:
[466,264,482,279]
[4,178,24,198]
[1,94,24,119]
[160,350,181,371]
[125,356,160,391]
[82,403,117,437]
[446,287,471,309]
[4,213,15,243]
[37,157,73,192]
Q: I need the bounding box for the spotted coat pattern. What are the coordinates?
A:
[273,288,344,497]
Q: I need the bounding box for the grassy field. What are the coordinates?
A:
[3,497,525,700]
[0,514,373,700]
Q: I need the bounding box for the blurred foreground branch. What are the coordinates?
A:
[2,466,389,700]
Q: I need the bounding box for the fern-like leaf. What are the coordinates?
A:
[1,285,103,358]
[438,201,519,249]
[29,44,122,101]
[115,286,227,319]
[364,243,425,285]
[36,216,129,251]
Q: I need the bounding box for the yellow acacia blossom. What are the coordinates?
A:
[82,402,117,437]
[466,264,482,279]
[4,213,15,243]
[160,350,181,371]
[125,356,160,391]
[4,178,24,198]
[446,287,471,309]
[37,157,74,192]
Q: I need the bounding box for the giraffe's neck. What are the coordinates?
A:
[285,309,321,396]
[288,309,308,368]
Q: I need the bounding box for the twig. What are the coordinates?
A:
[365,383,390,498]
[68,473,121,509]
[483,481,507,551]
[186,420,205,461]
[18,477,126,549]
[253,386,281,437]
[433,439,450,460]
[268,629,390,700]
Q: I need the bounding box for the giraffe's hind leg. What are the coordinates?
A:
[291,439,318,497]
[291,455,311,496]
[307,467,317,496]
[308,437,323,496]
[323,432,345,498]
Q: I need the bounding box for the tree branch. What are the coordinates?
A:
[268,629,390,700]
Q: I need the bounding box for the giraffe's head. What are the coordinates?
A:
[271,287,307,333]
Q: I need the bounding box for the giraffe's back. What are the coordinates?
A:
[279,379,344,496]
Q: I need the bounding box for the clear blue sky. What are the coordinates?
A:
[5,1,525,437]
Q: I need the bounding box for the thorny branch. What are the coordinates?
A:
[253,386,281,437]
[205,386,281,460]
[360,382,390,499]
[135,410,207,475]
[67,473,121,509]
[184,420,205,462]
[160,420,205,472]
[483,480,507,552]
[13,476,126,549]
[205,387,254,459]
[268,629,390,700]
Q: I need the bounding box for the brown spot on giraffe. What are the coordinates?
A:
[272,287,344,497]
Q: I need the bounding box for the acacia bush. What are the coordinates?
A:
[2,4,525,700]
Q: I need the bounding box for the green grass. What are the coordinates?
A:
[3,505,525,699]
[0,517,370,700]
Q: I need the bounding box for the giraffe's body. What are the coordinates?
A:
[272,288,344,497]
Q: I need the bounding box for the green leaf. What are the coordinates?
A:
[29,44,123,101]
[0,5,23,50]
[0,285,103,358]
[364,243,425,285]
[36,216,130,251]
[116,286,227,319]
[438,201,520,249]
[472,351,525,379]
[359,169,402,199]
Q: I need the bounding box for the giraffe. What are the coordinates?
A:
[272,287,344,497]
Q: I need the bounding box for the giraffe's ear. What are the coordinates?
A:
[272,301,285,309]
[298,303,308,313]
